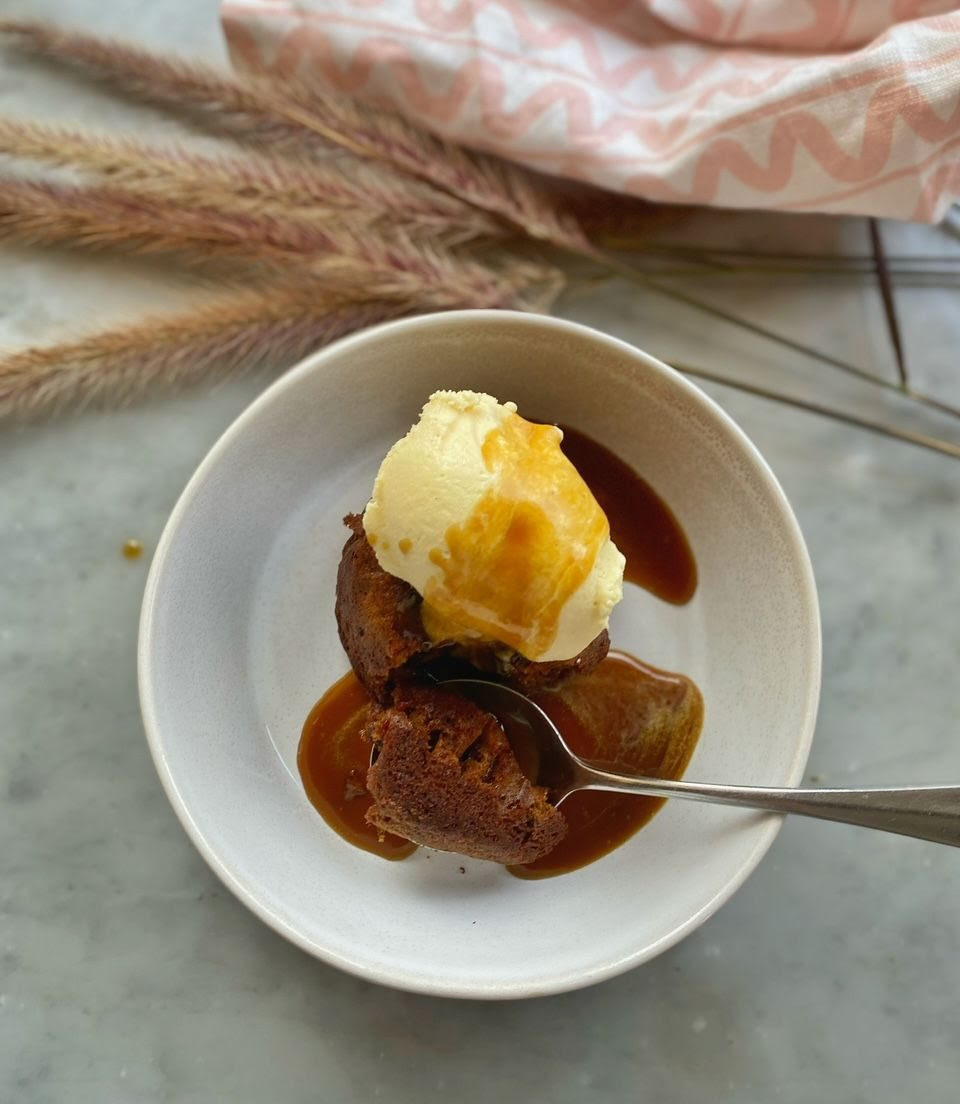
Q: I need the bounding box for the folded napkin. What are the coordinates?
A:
[222,1,960,221]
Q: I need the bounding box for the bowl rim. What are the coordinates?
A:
[138,308,822,999]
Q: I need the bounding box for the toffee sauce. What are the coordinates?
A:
[298,425,702,876]
[557,423,697,604]
[299,674,415,861]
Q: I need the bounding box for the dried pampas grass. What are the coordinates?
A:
[0,116,501,241]
[0,20,581,417]
[0,19,589,252]
[4,20,956,462]
[0,256,560,420]
[0,290,395,418]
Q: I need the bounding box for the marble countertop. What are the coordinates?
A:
[2,2,959,1101]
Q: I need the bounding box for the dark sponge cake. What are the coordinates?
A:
[335,513,598,863]
[335,514,608,700]
[462,629,610,693]
[334,514,444,702]
[364,685,567,864]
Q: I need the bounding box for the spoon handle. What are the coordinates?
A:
[576,766,960,847]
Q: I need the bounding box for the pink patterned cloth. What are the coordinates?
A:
[221,1,960,222]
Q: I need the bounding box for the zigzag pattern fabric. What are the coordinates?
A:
[221,0,960,221]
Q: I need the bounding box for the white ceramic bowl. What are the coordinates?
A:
[139,310,820,998]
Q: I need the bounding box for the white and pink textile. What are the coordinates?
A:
[221,2,960,222]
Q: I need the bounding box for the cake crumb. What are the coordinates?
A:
[122,539,144,560]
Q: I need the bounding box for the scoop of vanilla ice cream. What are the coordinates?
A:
[362,390,624,662]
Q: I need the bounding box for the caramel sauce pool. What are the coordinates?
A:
[298,423,702,876]
[298,673,415,861]
[557,424,697,604]
[510,652,702,878]
[299,654,702,877]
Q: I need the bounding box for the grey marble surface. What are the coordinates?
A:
[1,2,959,1101]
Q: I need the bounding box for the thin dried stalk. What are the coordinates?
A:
[675,361,960,461]
[0,115,499,241]
[602,244,960,266]
[868,218,908,388]
[0,20,589,253]
[582,241,960,421]
[627,272,960,423]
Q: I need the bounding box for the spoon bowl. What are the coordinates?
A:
[440,677,589,804]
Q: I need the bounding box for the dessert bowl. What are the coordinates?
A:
[138,310,821,998]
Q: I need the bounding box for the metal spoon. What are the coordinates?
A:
[442,678,960,847]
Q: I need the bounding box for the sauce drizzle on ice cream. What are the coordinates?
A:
[363,392,625,664]
[422,411,612,660]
